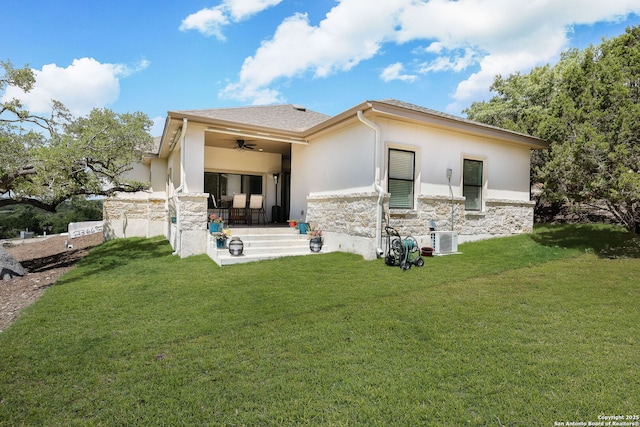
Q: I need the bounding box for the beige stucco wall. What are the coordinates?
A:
[183,124,205,194]
[291,122,375,220]
[376,117,532,203]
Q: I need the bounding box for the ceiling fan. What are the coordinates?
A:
[234,139,256,150]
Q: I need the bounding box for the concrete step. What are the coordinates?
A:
[207,226,324,266]
[214,250,323,266]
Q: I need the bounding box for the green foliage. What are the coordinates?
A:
[465,26,640,233]
[29,108,154,205]
[0,198,103,238]
[1,61,153,212]
[0,60,35,92]
[0,227,639,425]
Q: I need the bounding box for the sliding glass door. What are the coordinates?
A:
[204,172,263,209]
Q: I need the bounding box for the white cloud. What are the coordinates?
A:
[179,7,228,40]
[380,62,417,83]
[180,0,283,40]
[221,0,410,102]
[218,0,640,107]
[419,48,479,73]
[219,81,284,105]
[1,57,149,117]
[226,0,283,21]
[395,0,640,109]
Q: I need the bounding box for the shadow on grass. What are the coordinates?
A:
[57,237,173,284]
[531,224,640,258]
[20,244,101,274]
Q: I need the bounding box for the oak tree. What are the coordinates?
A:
[1,61,153,212]
[465,27,640,233]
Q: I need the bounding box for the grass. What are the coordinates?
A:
[0,224,639,426]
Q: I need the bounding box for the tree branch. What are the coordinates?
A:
[0,197,58,213]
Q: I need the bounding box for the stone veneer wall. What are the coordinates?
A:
[104,192,209,258]
[462,199,535,239]
[306,192,379,237]
[306,192,381,259]
[389,195,466,235]
[103,195,167,241]
[388,196,535,240]
[305,192,535,258]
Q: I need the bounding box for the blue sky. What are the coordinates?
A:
[3,0,640,136]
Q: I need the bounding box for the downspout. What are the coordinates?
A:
[357,110,384,258]
[172,118,188,255]
[174,118,188,194]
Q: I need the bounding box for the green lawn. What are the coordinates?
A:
[1,225,639,426]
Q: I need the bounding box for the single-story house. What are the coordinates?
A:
[103,99,548,262]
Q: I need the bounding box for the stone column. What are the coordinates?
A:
[175,193,208,258]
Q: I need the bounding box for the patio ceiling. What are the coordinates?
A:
[204,127,307,155]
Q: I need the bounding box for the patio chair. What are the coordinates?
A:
[248,194,267,225]
[230,193,247,225]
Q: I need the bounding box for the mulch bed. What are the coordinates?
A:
[0,233,103,332]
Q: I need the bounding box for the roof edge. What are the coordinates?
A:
[367,100,548,149]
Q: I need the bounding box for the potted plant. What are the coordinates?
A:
[212,229,231,249]
[209,213,223,233]
[307,224,323,252]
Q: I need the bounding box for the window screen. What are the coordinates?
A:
[463,159,483,211]
[388,149,415,209]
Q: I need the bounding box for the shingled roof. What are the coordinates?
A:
[171,104,330,133]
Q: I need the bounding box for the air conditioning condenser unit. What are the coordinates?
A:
[430,231,458,254]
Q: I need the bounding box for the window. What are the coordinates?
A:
[463,159,483,211]
[204,172,262,209]
[388,149,415,209]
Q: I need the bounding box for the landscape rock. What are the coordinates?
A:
[0,246,26,281]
